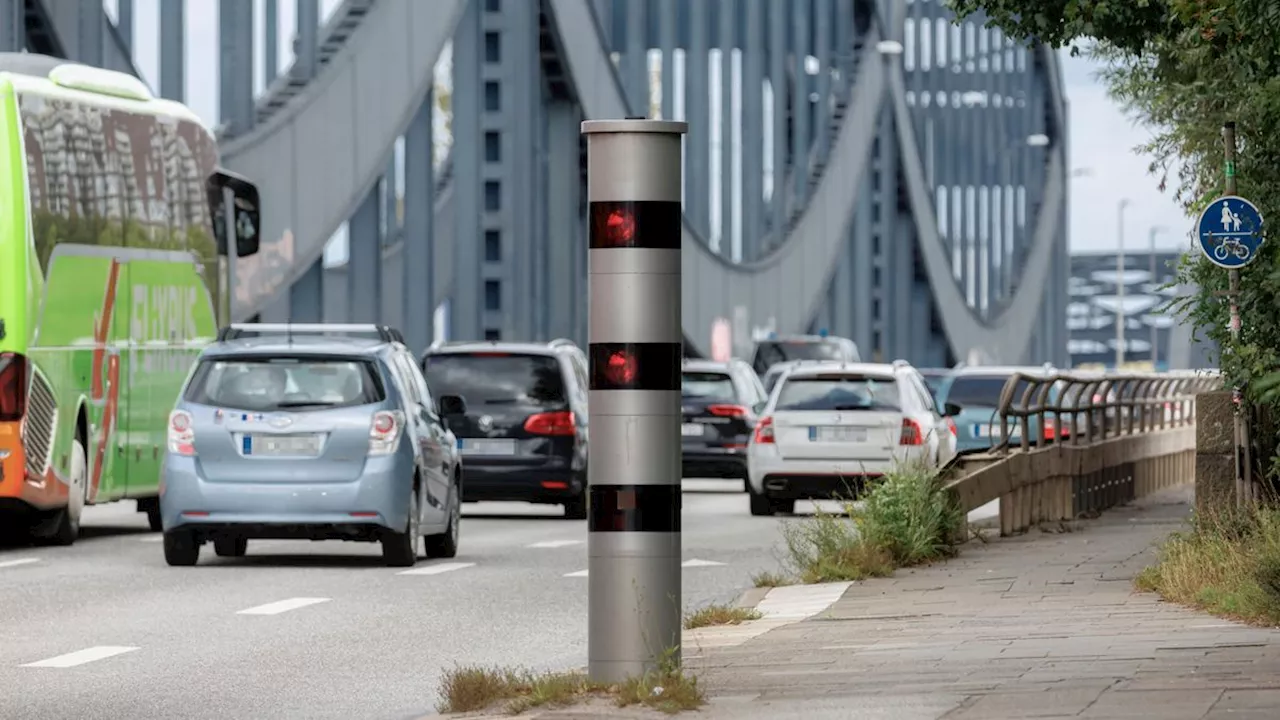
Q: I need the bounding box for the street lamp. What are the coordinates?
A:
[1115,198,1132,367]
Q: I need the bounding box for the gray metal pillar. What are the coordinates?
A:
[718,0,733,255]
[1,0,21,52]
[686,2,709,238]
[768,0,786,238]
[741,0,764,260]
[583,118,686,684]
[851,168,873,353]
[402,95,435,354]
[451,0,482,340]
[624,0,646,114]
[659,0,675,119]
[264,0,278,86]
[814,0,832,163]
[790,0,809,211]
[218,0,254,135]
[77,0,103,66]
[290,258,325,323]
[159,0,184,101]
[293,0,319,81]
[117,0,133,51]
[547,101,582,342]
[348,189,381,323]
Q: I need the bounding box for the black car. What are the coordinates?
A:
[681,359,768,488]
[749,334,860,376]
[421,339,589,518]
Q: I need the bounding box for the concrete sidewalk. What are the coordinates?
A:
[685,483,1280,719]
[427,484,1280,719]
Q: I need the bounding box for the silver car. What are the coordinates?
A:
[159,324,465,568]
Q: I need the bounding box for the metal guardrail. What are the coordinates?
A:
[945,370,1222,537]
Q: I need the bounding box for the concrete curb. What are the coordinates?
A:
[733,585,771,610]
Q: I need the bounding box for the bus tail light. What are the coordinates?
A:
[0,353,29,422]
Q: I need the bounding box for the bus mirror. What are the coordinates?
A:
[207,168,262,258]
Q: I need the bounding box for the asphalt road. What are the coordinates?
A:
[0,479,832,720]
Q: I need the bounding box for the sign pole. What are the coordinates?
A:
[1221,122,1253,505]
[581,118,688,683]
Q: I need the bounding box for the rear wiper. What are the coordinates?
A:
[482,398,524,405]
[832,404,872,411]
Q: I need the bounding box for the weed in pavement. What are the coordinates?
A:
[751,570,794,588]
[683,602,763,629]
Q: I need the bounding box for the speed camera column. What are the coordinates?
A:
[581,118,688,684]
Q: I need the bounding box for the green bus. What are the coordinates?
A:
[0,54,261,545]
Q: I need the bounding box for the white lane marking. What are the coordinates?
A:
[397,562,476,576]
[565,560,727,577]
[528,540,582,548]
[0,558,40,569]
[21,646,139,668]
[236,597,331,616]
[684,582,853,652]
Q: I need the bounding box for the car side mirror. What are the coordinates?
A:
[438,394,467,416]
[944,402,963,417]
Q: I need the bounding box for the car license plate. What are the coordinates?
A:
[809,426,867,442]
[243,433,322,456]
[681,423,704,437]
[458,438,517,455]
[972,424,1021,439]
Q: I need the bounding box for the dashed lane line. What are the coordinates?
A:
[21,646,139,668]
[236,597,331,616]
[397,562,476,576]
[0,558,40,569]
[527,540,582,548]
[565,559,727,577]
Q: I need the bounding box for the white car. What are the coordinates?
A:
[745,360,959,516]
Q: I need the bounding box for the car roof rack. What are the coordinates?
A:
[217,323,404,344]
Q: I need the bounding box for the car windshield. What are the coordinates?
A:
[753,341,845,374]
[682,371,737,402]
[945,375,1049,410]
[184,356,384,411]
[423,353,566,407]
[775,375,901,411]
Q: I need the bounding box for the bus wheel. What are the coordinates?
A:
[38,438,87,546]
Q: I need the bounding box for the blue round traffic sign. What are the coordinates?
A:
[1196,195,1265,269]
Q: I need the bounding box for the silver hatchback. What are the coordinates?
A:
[159,324,465,568]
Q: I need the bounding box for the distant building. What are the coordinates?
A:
[1068,250,1217,370]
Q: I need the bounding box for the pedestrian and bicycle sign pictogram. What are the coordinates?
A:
[1196,195,1265,268]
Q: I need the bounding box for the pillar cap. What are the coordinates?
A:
[582,119,688,135]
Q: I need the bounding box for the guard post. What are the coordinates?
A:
[581,118,687,683]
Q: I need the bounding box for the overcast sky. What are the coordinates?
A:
[107,0,1188,257]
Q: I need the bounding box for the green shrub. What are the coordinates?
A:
[781,460,960,583]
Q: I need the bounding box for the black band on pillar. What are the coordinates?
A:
[589,201,682,249]
[588,484,681,533]
[589,342,682,391]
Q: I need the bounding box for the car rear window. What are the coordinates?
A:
[775,375,900,412]
[945,375,1046,409]
[184,356,384,411]
[422,352,566,407]
[753,341,846,374]
[682,371,737,402]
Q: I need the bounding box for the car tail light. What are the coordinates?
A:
[0,352,28,422]
[707,404,748,418]
[168,410,196,456]
[368,410,403,455]
[525,410,576,436]
[945,416,957,436]
[1043,418,1057,440]
[752,417,775,444]
[899,418,924,446]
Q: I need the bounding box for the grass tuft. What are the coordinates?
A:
[751,570,794,588]
[781,459,961,583]
[1137,500,1280,625]
[436,649,704,715]
[683,602,763,629]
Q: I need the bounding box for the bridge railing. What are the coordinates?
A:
[944,370,1222,537]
